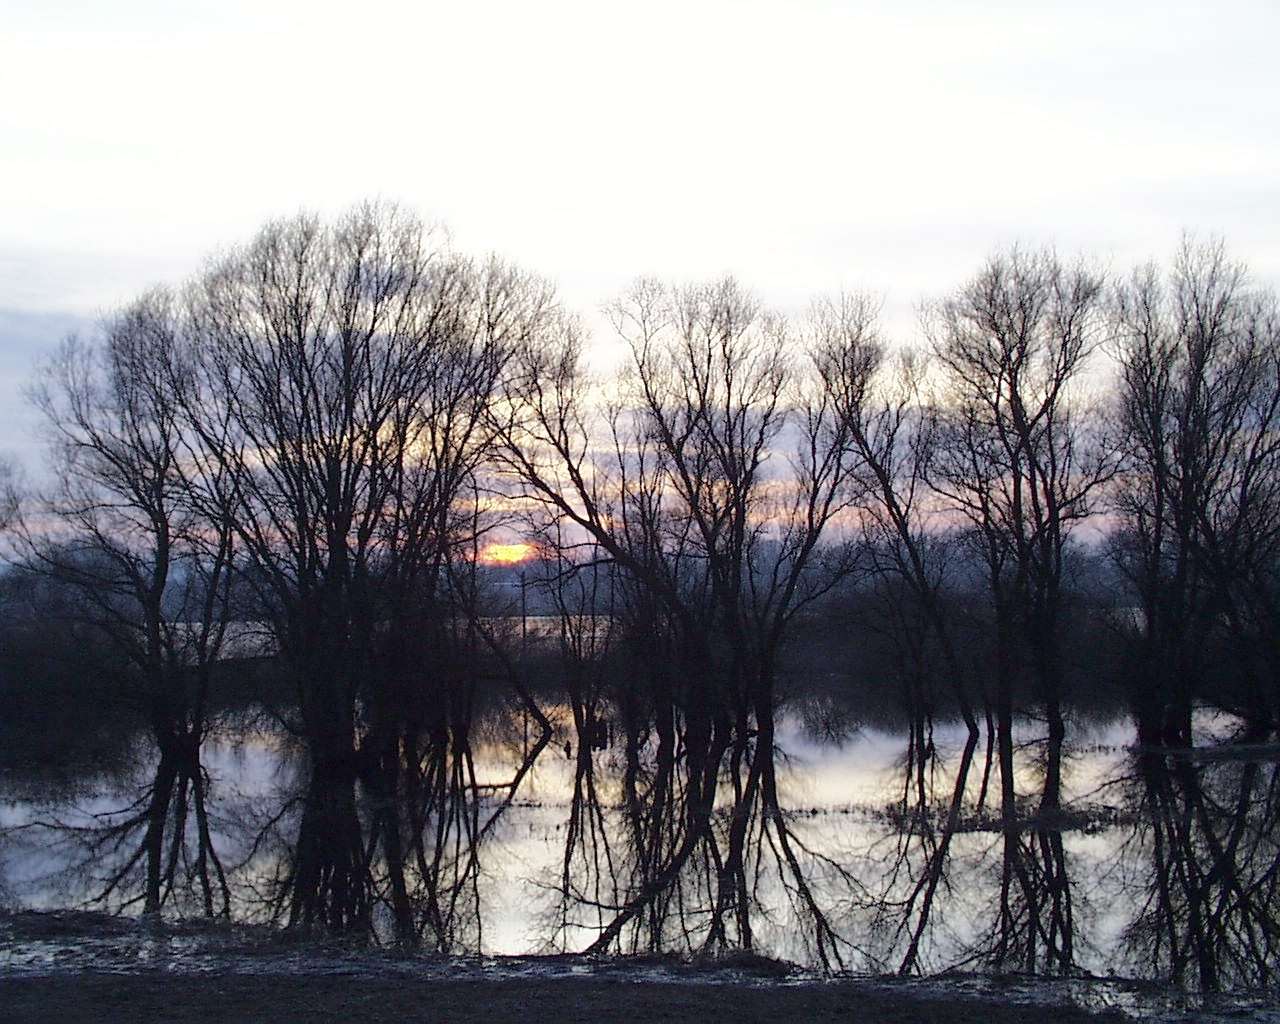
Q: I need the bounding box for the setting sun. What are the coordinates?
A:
[477,542,539,566]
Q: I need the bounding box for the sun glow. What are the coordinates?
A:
[477,542,539,566]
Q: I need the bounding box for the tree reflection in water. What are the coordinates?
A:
[8,697,1280,994]
[1123,745,1280,990]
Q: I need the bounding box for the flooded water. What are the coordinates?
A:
[0,718,1108,946]
[2,709,1278,1015]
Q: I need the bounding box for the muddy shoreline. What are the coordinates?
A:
[0,972,1134,1023]
[0,911,1253,1022]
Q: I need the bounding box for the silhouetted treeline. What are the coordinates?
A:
[2,208,1278,989]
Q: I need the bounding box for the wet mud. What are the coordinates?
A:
[3,911,1271,1023]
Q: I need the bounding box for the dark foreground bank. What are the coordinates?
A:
[1,912,1262,1023]
[0,973,1129,1024]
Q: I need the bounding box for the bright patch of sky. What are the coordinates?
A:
[1,0,1277,459]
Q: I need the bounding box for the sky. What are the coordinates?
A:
[2,0,1278,464]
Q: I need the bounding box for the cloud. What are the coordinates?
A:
[0,0,1276,461]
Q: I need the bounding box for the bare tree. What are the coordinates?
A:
[922,247,1114,972]
[1111,239,1280,989]
[1113,238,1280,746]
[500,277,863,964]
[182,203,559,941]
[811,293,995,974]
[20,291,235,917]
